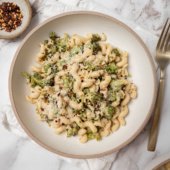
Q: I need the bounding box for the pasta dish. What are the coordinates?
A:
[22,32,137,143]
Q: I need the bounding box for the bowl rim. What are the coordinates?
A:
[9,11,157,159]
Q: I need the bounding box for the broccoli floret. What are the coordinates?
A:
[49,31,57,40]
[95,133,101,141]
[67,124,80,137]
[87,132,101,141]
[84,62,95,71]
[87,92,103,103]
[51,46,57,54]
[91,34,101,43]
[70,46,83,57]
[108,90,116,102]
[22,71,55,88]
[22,72,31,80]
[85,40,101,55]
[112,48,120,56]
[62,75,74,89]
[83,88,90,94]
[92,42,101,55]
[108,106,114,114]
[55,34,69,52]
[110,79,126,92]
[87,132,95,140]
[30,73,44,87]
[105,63,117,74]
[57,40,67,52]
[44,64,58,74]
[105,106,115,120]
[67,129,74,137]
[43,40,48,45]
[44,78,54,86]
[44,64,51,73]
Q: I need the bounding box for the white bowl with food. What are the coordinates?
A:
[9,11,157,158]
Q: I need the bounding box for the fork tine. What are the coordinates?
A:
[157,18,169,51]
[162,19,170,52]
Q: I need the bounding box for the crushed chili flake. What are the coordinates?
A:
[0,2,23,32]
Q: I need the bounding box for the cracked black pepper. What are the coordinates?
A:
[0,2,23,32]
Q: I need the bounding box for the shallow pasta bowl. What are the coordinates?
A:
[9,11,157,158]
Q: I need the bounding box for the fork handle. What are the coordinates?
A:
[148,69,165,151]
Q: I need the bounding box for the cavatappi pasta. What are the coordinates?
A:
[22,32,137,143]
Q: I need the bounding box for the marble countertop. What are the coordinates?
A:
[0,0,170,170]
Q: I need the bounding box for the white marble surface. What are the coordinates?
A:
[0,0,170,170]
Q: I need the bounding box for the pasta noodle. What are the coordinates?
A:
[22,32,137,143]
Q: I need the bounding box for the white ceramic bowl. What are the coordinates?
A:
[9,11,157,158]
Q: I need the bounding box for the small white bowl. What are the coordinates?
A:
[0,0,32,39]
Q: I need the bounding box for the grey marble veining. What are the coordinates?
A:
[0,0,170,170]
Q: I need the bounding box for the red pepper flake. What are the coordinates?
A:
[63,64,67,70]
[0,2,23,32]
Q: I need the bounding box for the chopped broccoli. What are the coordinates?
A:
[22,72,31,80]
[83,88,90,94]
[44,77,54,86]
[67,129,74,137]
[44,64,58,74]
[87,132,95,140]
[51,46,57,54]
[87,92,103,103]
[92,93,103,102]
[43,39,48,44]
[72,127,79,136]
[68,124,79,136]
[108,106,114,114]
[91,34,101,43]
[49,31,57,40]
[110,79,126,92]
[87,132,101,141]
[30,73,44,87]
[84,62,96,71]
[112,48,120,56]
[105,106,115,120]
[70,46,83,57]
[108,90,116,102]
[92,42,101,55]
[62,75,74,89]
[44,64,51,73]
[22,71,55,87]
[85,40,101,55]
[105,63,117,74]
[55,35,69,52]
[57,40,67,52]
[67,127,79,137]
[95,133,101,141]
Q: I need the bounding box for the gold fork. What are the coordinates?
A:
[148,18,170,151]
